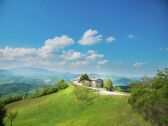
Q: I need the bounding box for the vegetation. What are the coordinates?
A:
[5,85,151,126]
[103,79,113,91]
[128,68,168,126]
[115,86,123,92]
[54,80,69,90]
[33,79,69,98]
[7,111,18,126]
[0,100,6,126]
[0,82,46,97]
[73,85,89,103]
[80,74,90,81]
[3,96,23,105]
[82,80,90,87]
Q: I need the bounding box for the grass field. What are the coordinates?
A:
[5,85,151,126]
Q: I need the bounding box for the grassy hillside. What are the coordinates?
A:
[5,85,151,126]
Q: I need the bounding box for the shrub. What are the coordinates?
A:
[55,80,69,90]
[103,79,113,91]
[73,86,89,102]
[115,86,123,92]
[3,96,22,105]
[128,68,168,126]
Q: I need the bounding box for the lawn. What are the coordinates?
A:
[5,85,151,126]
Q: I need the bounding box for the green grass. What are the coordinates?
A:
[5,85,151,126]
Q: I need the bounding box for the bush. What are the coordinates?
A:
[128,68,168,126]
[55,80,69,90]
[103,79,113,91]
[73,85,89,102]
[33,80,68,98]
[115,86,123,92]
[3,96,22,105]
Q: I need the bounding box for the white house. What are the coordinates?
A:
[72,76,103,88]
[90,77,103,87]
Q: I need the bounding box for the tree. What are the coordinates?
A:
[128,68,168,126]
[7,111,18,126]
[103,79,113,91]
[80,74,90,81]
[115,86,123,92]
[73,85,89,102]
[55,80,69,90]
[0,100,6,126]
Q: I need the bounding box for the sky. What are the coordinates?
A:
[0,0,168,76]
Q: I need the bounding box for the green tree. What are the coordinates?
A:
[128,68,168,126]
[80,74,90,81]
[7,111,18,126]
[115,86,123,92]
[103,79,113,91]
[73,85,89,102]
[55,80,69,90]
[0,100,6,126]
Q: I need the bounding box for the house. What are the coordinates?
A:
[90,77,103,87]
[72,76,103,88]
[72,77,80,84]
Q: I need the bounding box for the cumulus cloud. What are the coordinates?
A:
[127,34,135,39]
[97,60,109,65]
[0,34,110,73]
[0,35,74,60]
[133,62,146,67]
[78,29,102,45]
[72,60,89,66]
[86,50,104,60]
[61,50,84,60]
[39,35,74,57]
[106,36,115,43]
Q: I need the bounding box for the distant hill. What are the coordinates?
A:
[0,67,140,97]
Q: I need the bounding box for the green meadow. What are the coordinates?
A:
[5,85,151,126]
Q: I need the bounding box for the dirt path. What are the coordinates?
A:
[74,83,128,96]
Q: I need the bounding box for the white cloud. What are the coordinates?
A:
[0,35,74,60]
[133,62,146,67]
[61,50,84,60]
[0,34,110,73]
[106,36,115,43]
[86,50,104,60]
[39,35,74,57]
[78,29,102,45]
[73,60,89,66]
[127,34,135,39]
[97,60,109,65]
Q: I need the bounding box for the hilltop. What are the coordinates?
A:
[5,85,151,126]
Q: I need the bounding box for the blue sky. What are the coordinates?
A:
[0,0,168,76]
